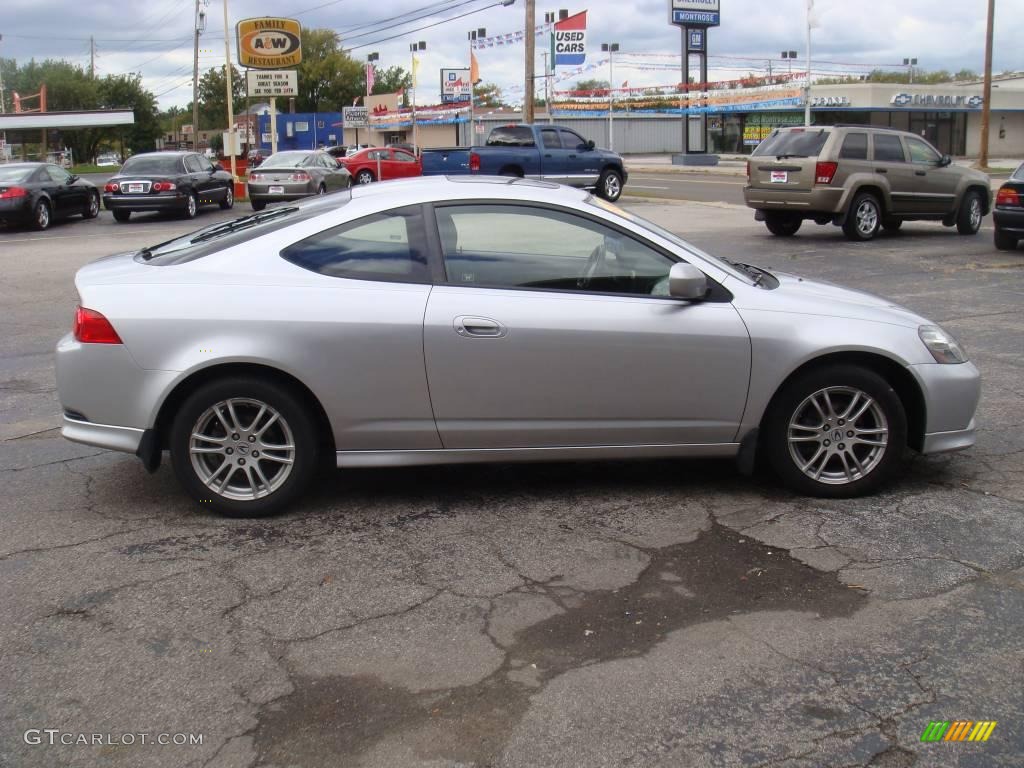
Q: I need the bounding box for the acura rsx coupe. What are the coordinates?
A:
[56,177,980,517]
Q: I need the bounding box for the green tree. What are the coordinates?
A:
[196,65,245,128]
[473,83,506,108]
[368,65,411,99]
[296,28,363,111]
[100,73,162,155]
[573,79,610,94]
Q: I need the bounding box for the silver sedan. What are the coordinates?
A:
[246,150,352,211]
[56,178,980,516]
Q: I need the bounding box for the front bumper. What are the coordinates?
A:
[922,419,977,454]
[103,193,189,212]
[993,207,1024,235]
[910,361,982,455]
[62,414,144,454]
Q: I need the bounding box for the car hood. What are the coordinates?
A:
[739,270,930,329]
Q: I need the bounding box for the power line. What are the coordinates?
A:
[335,0,471,35]
[345,0,507,52]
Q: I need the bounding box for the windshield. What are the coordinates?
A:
[586,196,754,285]
[261,152,312,168]
[135,192,352,265]
[121,155,183,175]
[752,128,831,158]
[0,166,33,183]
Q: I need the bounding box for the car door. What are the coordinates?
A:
[870,133,917,215]
[538,128,570,185]
[183,154,208,201]
[905,136,958,215]
[45,165,84,216]
[390,149,421,178]
[315,152,344,190]
[423,202,751,449]
[558,129,601,188]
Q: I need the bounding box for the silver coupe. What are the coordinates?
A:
[56,177,980,516]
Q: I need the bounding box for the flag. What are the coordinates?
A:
[411,55,420,88]
[366,62,375,96]
[621,80,629,88]
[352,96,360,106]
[470,51,480,85]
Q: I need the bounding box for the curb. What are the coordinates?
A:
[626,164,746,178]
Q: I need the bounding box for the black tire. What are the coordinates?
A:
[31,199,51,231]
[881,218,902,233]
[597,169,623,202]
[219,184,234,210]
[182,191,198,219]
[765,364,907,498]
[83,191,101,219]
[169,376,319,517]
[843,192,882,241]
[356,169,375,185]
[250,199,266,212]
[317,184,327,195]
[764,213,802,237]
[994,228,1019,251]
[112,209,131,222]
[956,190,983,235]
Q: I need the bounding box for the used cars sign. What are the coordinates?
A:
[237,18,302,69]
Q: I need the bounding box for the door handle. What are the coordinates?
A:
[569,154,577,159]
[915,171,927,176]
[454,316,506,338]
[875,168,888,174]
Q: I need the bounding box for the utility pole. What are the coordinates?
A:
[0,34,7,160]
[222,0,237,183]
[979,0,995,169]
[410,41,425,150]
[192,0,205,153]
[524,0,535,123]
[804,0,812,126]
[90,37,96,79]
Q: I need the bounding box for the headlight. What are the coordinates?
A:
[918,325,968,364]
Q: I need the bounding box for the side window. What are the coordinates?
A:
[368,150,388,161]
[435,204,676,297]
[873,134,906,163]
[906,137,941,164]
[839,133,868,160]
[280,206,430,283]
[393,151,416,163]
[184,155,203,173]
[540,129,561,149]
[46,165,71,183]
[486,126,536,146]
[560,130,588,151]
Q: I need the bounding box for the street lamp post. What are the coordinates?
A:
[364,52,379,147]
[979,0,995,169]
[902,57,918,84]
[601,43,619,151]
[410,41,425,151]
[781,50,797,77]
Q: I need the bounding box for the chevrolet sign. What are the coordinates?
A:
[890,93,983,108]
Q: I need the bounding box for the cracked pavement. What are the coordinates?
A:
[1,202,1022,767]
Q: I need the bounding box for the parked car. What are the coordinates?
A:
[387,142,419,157]
[103,151,234,222]
[0,162,100,231]
[324,144,371,162]
[340,146,422,184]
[96,154,121,168]
[247,150,353,211]
[56,177,980,517]
[743,125,992,241]
[247,148,267,168]
[420,124,628,201]
[993,162,1024,251]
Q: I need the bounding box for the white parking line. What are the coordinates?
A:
[628,184,670,190]
[633,176,745,185]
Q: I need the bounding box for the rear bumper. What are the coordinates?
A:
[103,193,188,212]
[62,415,143,454]
[993,207,1024,234]
[0,197,32,221]
[744,186,844,215]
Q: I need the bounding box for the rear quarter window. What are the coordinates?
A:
[839,133,869,160]
[752,129,831,158]
[486,126,536,147]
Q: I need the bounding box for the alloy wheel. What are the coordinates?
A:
[358,171,373,185]
[787,386,889,486]
[856,200,878,237]
[37,202,50,229]
[969,197,982,231]
[187,194,197,217]
[88,193,99,217]
[189,398,295,501]
[604,174,621,199]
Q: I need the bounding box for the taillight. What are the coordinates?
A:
[73,307,122,344]
[248,172,261,181]
[103,182,120,193]
[814,161,838,185]
[469,152,480,173]
[0,186,28,199]
[289,171,310,182]
[152,181,176,192]
[745,160,751,184]
[995,186,1020,207]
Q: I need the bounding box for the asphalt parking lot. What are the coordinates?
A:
[1,196,1022,768]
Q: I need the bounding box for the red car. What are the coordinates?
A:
[341,147,422,185]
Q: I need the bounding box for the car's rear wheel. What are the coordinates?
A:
[764,212,802,237]
[956,191,983,235]
[597,169,623,202]
[219,184,234,210]
[250,199,266,211]
[843,192,881,241]
[170,377,319,517]
[83,191,101,219]
[112,209,131,222]
[356,169,374,185]
[183,192,198,219]
[994,227,1019,251]
[765,365,907,498]
[32,199,51,231]
[317,183,327,195]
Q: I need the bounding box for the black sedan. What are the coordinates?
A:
[103,151,234,222]
[994,162,1024,251]
[0,163,100,231]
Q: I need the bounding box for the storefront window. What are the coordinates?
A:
[740,112,804,154]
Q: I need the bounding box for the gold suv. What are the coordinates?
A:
[743,125,992,241]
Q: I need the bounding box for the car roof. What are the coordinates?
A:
[346,175,582,206]
[0,162,47,168]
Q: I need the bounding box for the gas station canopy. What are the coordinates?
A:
[0,110,135,130]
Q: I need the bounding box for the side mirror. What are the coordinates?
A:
[213,162,224,172]
[938,154,952,168]
[668,263,708,300]
[66,174,79,184]
[585,140,596,151]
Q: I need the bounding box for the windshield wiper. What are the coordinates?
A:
[188,208,297,244]
[729,260,771,286]
[775,154,807,160]
[137,247,154,261]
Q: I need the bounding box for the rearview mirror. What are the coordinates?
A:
[668,263,708,300]
[937,154,952,168]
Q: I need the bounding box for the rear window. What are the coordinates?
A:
[121,155,183,175]
[135,192,352,265]
[752,128,830,158]
[0,166,33,183]
[262,152,312,168]
[486,126,536,147]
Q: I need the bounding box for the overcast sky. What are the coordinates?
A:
[3,0,1021,110]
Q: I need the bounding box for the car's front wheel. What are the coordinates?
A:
[765,365,907,497]
[170,377,319,517]
[597,169,623,202]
